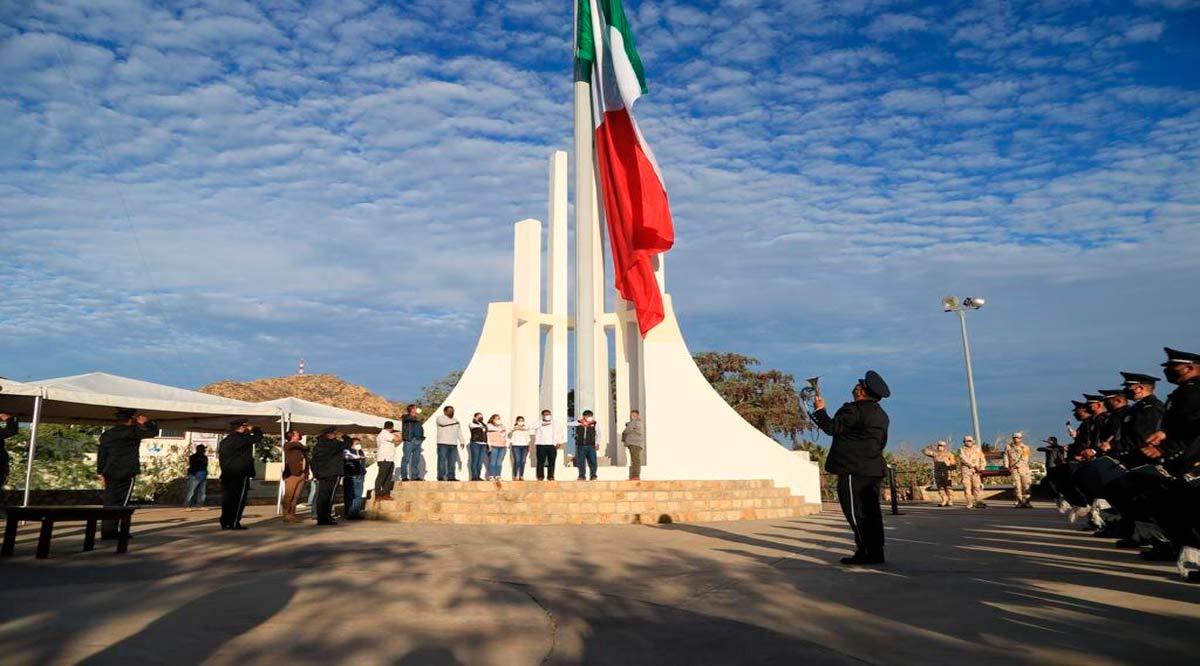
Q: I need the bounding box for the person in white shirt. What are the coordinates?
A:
[533,409,564,481]
[435,406,465,481]
[374,421,398,500]
[509,416,532,480]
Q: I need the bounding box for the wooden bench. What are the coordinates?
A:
[2,506,136,559]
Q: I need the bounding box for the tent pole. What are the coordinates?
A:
[22,394,44,507]
[274,414,288,516]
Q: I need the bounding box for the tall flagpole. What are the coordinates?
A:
[573,0,597,421]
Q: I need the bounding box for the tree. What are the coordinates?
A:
[418,370,463,409]
[692,351,813,446]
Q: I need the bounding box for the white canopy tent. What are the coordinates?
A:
[256,396,391,435]
[0,372,283,506]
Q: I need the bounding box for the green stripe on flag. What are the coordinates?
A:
[576,0,648,94]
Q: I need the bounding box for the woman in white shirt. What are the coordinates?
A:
[508,416,531,480]
[485,414,508,481]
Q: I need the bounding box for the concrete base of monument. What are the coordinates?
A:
[366,479,820,525]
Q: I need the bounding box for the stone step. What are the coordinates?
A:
[366,478,819,524]
[384,479,778,492]
[375,488,795,503]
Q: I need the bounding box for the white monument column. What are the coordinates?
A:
[573,24,598,425]
[542,151,569,421]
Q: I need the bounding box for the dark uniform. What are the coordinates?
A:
[0,414,18,489]
[813,370,890,565]
[1116,377,1165,468]
[217,420,262,529]
[310,428,351,525]
[97,410,158,538]
[1147,368,1200,552]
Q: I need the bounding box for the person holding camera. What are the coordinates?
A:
[218,418,263,530]
[812,371,891,565]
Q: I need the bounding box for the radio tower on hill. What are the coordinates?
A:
[297,358,305,375]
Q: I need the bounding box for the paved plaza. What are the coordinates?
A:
[1,502,1196,665]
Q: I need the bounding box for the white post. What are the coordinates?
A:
[22,394,43,507]
[958,309,984,447]
[543,151,569,423]
[574,8,597,423]
[275,413,287,516]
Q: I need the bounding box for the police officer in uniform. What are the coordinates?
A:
[1116,372,1166,468]
[1137,348,1200,561]
[97,408,158,539]
[813,370,891,565]
[311,426,352,525]
[1099,371,1167,544]
[217,418,262,530]
[1097,389,1130,457]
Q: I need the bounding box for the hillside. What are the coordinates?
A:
[199,374,405,418]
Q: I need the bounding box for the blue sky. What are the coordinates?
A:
[1,0,1198,449]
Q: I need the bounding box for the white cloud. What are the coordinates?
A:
[2,0,1198,444]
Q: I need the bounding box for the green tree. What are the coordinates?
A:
[419,370,463,410]
[5,424,104,491]
[692,351,813,446]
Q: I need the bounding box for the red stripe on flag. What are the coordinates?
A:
[594,108,675,336]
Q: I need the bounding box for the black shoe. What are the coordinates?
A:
[230,524,248,531]
[317,520,339,526]
[1140,544,1179,561]
[839,553,885,565]
[1115,537,1141,549]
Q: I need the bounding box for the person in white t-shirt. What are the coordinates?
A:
[533,409,565,481]
[373,421,398,500]
[509,416,532,480]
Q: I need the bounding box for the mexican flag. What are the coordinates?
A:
[576,0,675,336]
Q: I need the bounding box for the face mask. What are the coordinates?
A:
[542,415,551,422]
[1165,366,1185,383]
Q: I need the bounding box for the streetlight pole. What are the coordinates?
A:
[956,308,983,448]
[943,296,985,447]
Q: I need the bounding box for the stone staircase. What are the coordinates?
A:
[366,479,819,525]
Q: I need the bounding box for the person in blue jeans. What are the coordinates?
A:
[467,412,489,481]
[485,414,508,480]
[509,416,531,480]
[571,410,600,481]
[184,444,209,510]
[399,404,426,481]
[343,439,367,519]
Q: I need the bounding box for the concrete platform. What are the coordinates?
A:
[0,503,1195,665]
[369,479,820,525]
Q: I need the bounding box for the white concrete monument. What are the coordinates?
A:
[423,150,821,504]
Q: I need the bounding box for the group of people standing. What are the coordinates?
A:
[921,433,1034,509]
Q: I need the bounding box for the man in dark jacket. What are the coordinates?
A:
[217,418,262,530]
[311,426,352,525]
[812,371,891,565]
[98,408,158,539]
[0,412,18,489]
[400,405,426,482]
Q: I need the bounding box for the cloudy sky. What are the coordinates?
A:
[2,0,1198,448]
